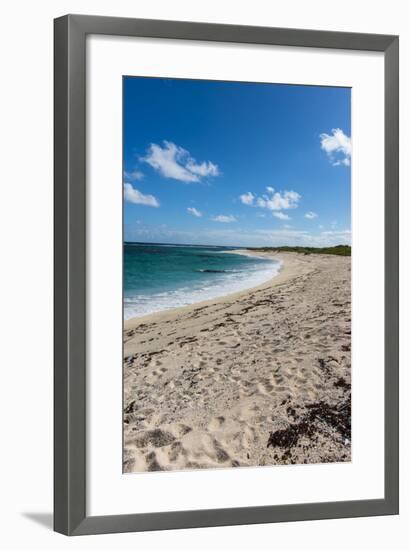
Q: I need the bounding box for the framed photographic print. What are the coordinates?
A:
[54,15,399,535]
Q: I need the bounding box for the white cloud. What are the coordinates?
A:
[124,170,144,181]
[255,227,351,247]
[256,188,301,211]
[240,186,301,219]
[124,183,159,207]
[320,128,351,167]
[187,207,202,217]
[211,214,237,223]
[185,159,219,177]
[305,211,318,219]
[321,229,351,236]
[273,211,290,220]
[240,192,255,205]
[141,141,219,183]
[333,157,351,167]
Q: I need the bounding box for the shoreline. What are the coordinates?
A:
[124,250,311,329]
[123,251,351,472]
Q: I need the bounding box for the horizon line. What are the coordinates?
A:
[124,240,351,249]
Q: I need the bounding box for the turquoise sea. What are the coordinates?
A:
[124,243,281,319]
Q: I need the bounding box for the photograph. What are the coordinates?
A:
[122,76,352,473]
[0,1,401,541]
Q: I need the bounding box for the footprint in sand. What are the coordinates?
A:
[133,428,176,449]
[208,416,225,430]
[257,379,275,395]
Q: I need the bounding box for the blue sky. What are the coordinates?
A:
[123,77,351,247]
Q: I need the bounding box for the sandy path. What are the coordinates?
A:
[123,252,351,473]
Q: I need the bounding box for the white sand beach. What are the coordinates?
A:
[123,251,351,473]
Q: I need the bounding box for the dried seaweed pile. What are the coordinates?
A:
[267,376,351,464]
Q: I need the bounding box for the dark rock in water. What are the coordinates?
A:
[196,269,227,273]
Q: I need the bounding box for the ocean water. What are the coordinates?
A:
[124,243,281,319]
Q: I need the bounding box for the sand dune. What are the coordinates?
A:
[123,251,351,473]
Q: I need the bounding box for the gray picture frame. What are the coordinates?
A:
[54,14,399,536]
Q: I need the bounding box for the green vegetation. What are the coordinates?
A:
[247,245,351,256]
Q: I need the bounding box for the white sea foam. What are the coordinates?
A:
[124,258,281,319]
